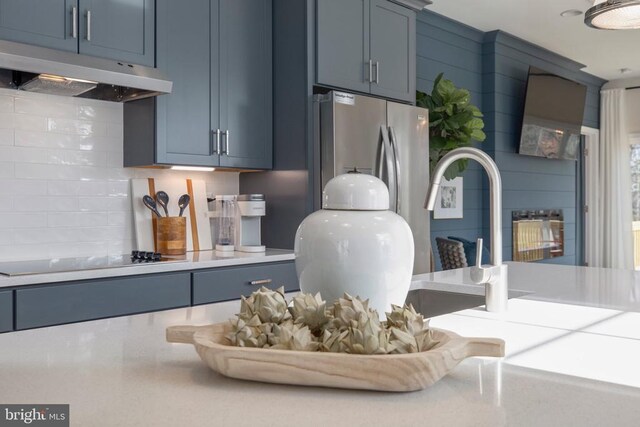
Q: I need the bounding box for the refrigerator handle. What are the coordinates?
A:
[375,125,396,212]
[388,126,401,214]
[375,130,384,179]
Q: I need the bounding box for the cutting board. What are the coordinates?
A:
[166,323,505,392]
[131,178,212,252]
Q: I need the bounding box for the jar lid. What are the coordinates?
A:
[322,173,389,211]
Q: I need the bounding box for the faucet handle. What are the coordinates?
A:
[475,238,483,267]
[470,237,492,284]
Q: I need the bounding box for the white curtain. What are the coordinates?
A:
[583,128,600,267]
[597,88,633,269]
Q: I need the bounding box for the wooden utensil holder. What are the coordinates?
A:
[156,217,187,255]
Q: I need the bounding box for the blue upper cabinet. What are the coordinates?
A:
[218,0,273,169]
[369,0,415,102]
[154,0,216,166]
[315,0,416,103]
[78,0,154,67]
[0,0,78,52]
[316,0,371,94]
[124,0,273,170]
[0,0,154,66]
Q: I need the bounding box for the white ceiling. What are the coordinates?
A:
[428,0,640,81]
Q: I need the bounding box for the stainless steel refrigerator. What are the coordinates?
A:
[315,91,430,274]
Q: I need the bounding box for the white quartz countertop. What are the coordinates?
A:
[0,249,295,288]
[1,262,640,426]
[413,261,640,312]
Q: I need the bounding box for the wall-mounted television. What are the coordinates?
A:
[518,67,587,161]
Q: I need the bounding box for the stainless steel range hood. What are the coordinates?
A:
[0,39,172,102]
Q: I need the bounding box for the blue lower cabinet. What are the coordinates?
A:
[192,261,299,305]
[15,272,190,330]
[0,291,12,333]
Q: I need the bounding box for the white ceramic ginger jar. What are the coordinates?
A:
[294,173,414,316]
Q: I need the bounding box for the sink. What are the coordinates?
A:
[405,283,530,318]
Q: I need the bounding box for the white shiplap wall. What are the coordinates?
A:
[0,88,238,261]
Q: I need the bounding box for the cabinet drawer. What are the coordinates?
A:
[192,262,299,305]
[0,290,12,333]
[15,272,190,330]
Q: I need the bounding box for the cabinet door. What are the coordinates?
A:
[218,0,273,170]
[0,290,12,333]
[369,0,415,103]
[78,0,154,66]
[316,0,370,94]
[155,0,217,166]
[0,0,78,52]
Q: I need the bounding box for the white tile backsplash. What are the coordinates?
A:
[47,117,108,136]
[15,96,77,118]
[0,162,14,179]
[0,95,14,112]
[0,129,13,145]
[14,113,47,131]
[3,180,48,196]
[0,112,13,128]
[0,213,47,228]
[0,88,239,261]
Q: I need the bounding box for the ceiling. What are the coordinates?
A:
[427,0,640,81]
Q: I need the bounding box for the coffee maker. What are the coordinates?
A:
[235,194,266,252]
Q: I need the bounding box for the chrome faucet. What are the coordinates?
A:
[424,147,508,312]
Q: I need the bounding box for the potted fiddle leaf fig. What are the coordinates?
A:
[416,73,486,180]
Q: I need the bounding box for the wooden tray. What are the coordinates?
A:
[166,323,504,392]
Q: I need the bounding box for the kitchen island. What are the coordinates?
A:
[1,262,640,426]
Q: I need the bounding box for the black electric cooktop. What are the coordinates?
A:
[0,252,186,277]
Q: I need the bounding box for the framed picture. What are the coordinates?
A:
[433,177,463,219]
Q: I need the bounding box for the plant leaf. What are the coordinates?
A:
[419,73,485,177]
[467,117,485,130]
[470,129,486,141]
[443,166,458,181]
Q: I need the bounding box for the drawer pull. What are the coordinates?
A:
[249,279,272,286]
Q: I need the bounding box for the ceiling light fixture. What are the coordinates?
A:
[585,0,640,29]
[560,9,583,17]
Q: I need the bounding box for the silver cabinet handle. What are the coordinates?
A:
[249,279,272,286]
[368,59,373,83]
[375,61,380,84]
[86,10,91,41]
[71,6,78,38]
[211,129,221,155]
[222,130,230,155]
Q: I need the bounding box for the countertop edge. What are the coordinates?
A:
[0,250,296,289]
